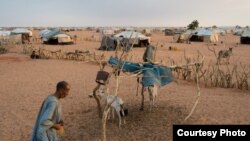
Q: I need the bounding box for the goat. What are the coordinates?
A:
[217,47,233,64]
[89,88,128,127]
[140,83,158,111]
[106,95,127,128]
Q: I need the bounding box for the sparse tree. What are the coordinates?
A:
[187,20,199,30]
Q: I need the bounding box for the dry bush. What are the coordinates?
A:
[171,45,250,91]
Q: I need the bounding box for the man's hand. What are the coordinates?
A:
[52,124,62,130]
[58,120,64,126]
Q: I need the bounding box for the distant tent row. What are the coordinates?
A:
[39,29,74,45]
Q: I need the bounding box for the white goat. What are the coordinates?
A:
[89,88,127,127]
[106,95,127,127]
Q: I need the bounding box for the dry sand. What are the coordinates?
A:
[0,31,249,141]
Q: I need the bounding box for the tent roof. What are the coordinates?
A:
[11,28,31,34]
[42,29,72,40]
[39,29,52,37]
[114,31,149,39]
[195,29,213,36]
[54,33,71,38]
[42,29,61,39]
[241,30,250,37]
[0,31,11,36]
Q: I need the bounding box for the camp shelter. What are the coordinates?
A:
[39,29,51,37]
[11,28,32,37]
[234,28,244,35]
[41,29,73,45]
[189,28,219,43]
[240,30,250,44]
[99,36,117,51]
[114,31,150,46]
[0,31,11,36]
[174,30,194,43]
[101,29,115,35]
[99,31,150,51]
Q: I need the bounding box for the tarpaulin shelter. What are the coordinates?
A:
[108,57,173,87]
[41,29,73,45]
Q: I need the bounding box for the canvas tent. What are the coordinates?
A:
[114,31,150,46]
[174,30,195,43]
[189,29,219,43]
[11,28,32,37]
[0,31,11,36]
[99,36,117,51]
[233,28,244,35]
[99,31,150,50]
[11,28,32,44]
[174,29,219,43]
[41,29,73,44]
[100,29,115,35]
[240,30,250,44]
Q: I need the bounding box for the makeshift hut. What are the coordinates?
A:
[41,29,73,45]
[189,29,219,43]
[240,30,250,44]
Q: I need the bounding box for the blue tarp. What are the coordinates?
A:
[108,57,173,87]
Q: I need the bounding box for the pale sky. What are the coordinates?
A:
[0,0,249,27]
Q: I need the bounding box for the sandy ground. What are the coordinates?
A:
[0,31,250,141]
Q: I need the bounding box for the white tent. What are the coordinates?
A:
[114,31,151,46]
[101,29,115,35]
[114,31,149,40]
[234,28,243,35]
[189,28,219,43]
[11,28,32,37]
[241,30,250,37]
[41,29,73,44]
[55,34,73,44]
[0,31,11,36]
